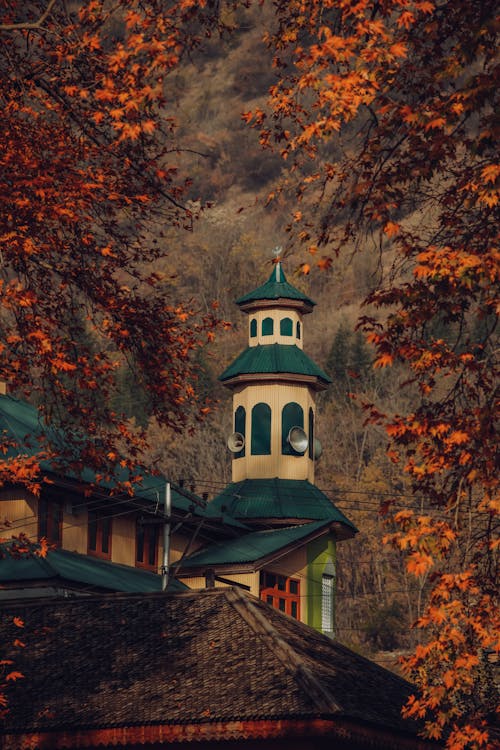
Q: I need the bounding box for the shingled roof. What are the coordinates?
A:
[0,588,440,749]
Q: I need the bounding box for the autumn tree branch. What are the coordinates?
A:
[0,0,59,32]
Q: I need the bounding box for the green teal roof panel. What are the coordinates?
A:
[236,264,315,308]
[176,520,329,567]
[0,394,245,530]
[209,479,357,530]
[219,344,331,383]
[0,547,186,593]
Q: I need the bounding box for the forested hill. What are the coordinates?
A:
[108,5,426,664]
[3,1,496,741]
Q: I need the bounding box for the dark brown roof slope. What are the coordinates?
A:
[0,588,437,748]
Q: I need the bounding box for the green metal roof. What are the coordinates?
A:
[0,547,186,593]
[235,263,315,308]
[176,520,330,568]
[209,479,357,530]
[0,394,245,530]
[219,344,331,384]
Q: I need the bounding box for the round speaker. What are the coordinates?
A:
[227,432,245,453]
[314,438,323,460]
[288,426,308,454]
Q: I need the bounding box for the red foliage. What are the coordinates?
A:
[0,0,225,483]
[252,0,499,746]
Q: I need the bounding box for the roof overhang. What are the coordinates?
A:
[175,520,355,577]
[0,717,440,750]
[221,372,330,392]
[238,298,315,315]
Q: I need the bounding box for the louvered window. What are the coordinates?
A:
[321,574,335,635]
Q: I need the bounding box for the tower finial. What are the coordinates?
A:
[272,246,282,282]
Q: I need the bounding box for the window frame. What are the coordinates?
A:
[280,317,293,336]
[135,519,159,571]
[321,573,335,635]
[87,509,112,560]
[308,407,314,459]
[38,496,62,546]
[234,405,246,458]
[260,571,301,620]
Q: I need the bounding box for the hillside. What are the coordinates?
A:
[108,6,428,664]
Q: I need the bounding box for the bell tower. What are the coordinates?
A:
[220,261,330,485]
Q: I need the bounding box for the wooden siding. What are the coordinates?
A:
[248,309,304,349]
[111,515,135,566]
[61,506,87,554]
[232,382,316,483]
[0,490,37,540]
[181,572,259,597]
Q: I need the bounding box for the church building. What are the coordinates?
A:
[177,261,356,634]
[0,260,356,638]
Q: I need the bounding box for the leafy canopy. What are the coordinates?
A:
[246,0,499,747]
[0,0,225,484]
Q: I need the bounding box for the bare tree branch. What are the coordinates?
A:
[0,0,58,32]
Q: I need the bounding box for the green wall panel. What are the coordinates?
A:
[306,534,336,634]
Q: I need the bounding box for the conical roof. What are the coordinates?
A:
[219,344,331,389]
[236,262,315,310]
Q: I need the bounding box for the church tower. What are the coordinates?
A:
[188,260,356,634]
[221,261,330,486]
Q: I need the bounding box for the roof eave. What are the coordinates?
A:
[238,298,315,315]
[220,372,330,392]
[0,717,437,749]
[176,520,356,573]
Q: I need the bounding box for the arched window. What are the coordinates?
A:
[280,317,293,336]
[262,317,274,336]
[250,318,257,338]
[308,407,314,459]
[282,402,304,455]
[296,321,301,340]
[251,403,271,455]
[234,405,246,458]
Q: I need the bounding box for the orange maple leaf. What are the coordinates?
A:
[383,221,400,237]
[5,672,24,682]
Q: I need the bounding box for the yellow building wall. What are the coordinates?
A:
[181,571,260,597]
[61,505,87,554]
[111,515,135,566]
[0,489,37,541]
[248,309,304,349]
[231,382,316,483]
[169,531,205,563]
[179,547,310,623]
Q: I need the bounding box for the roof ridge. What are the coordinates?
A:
[225,587,341,715]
